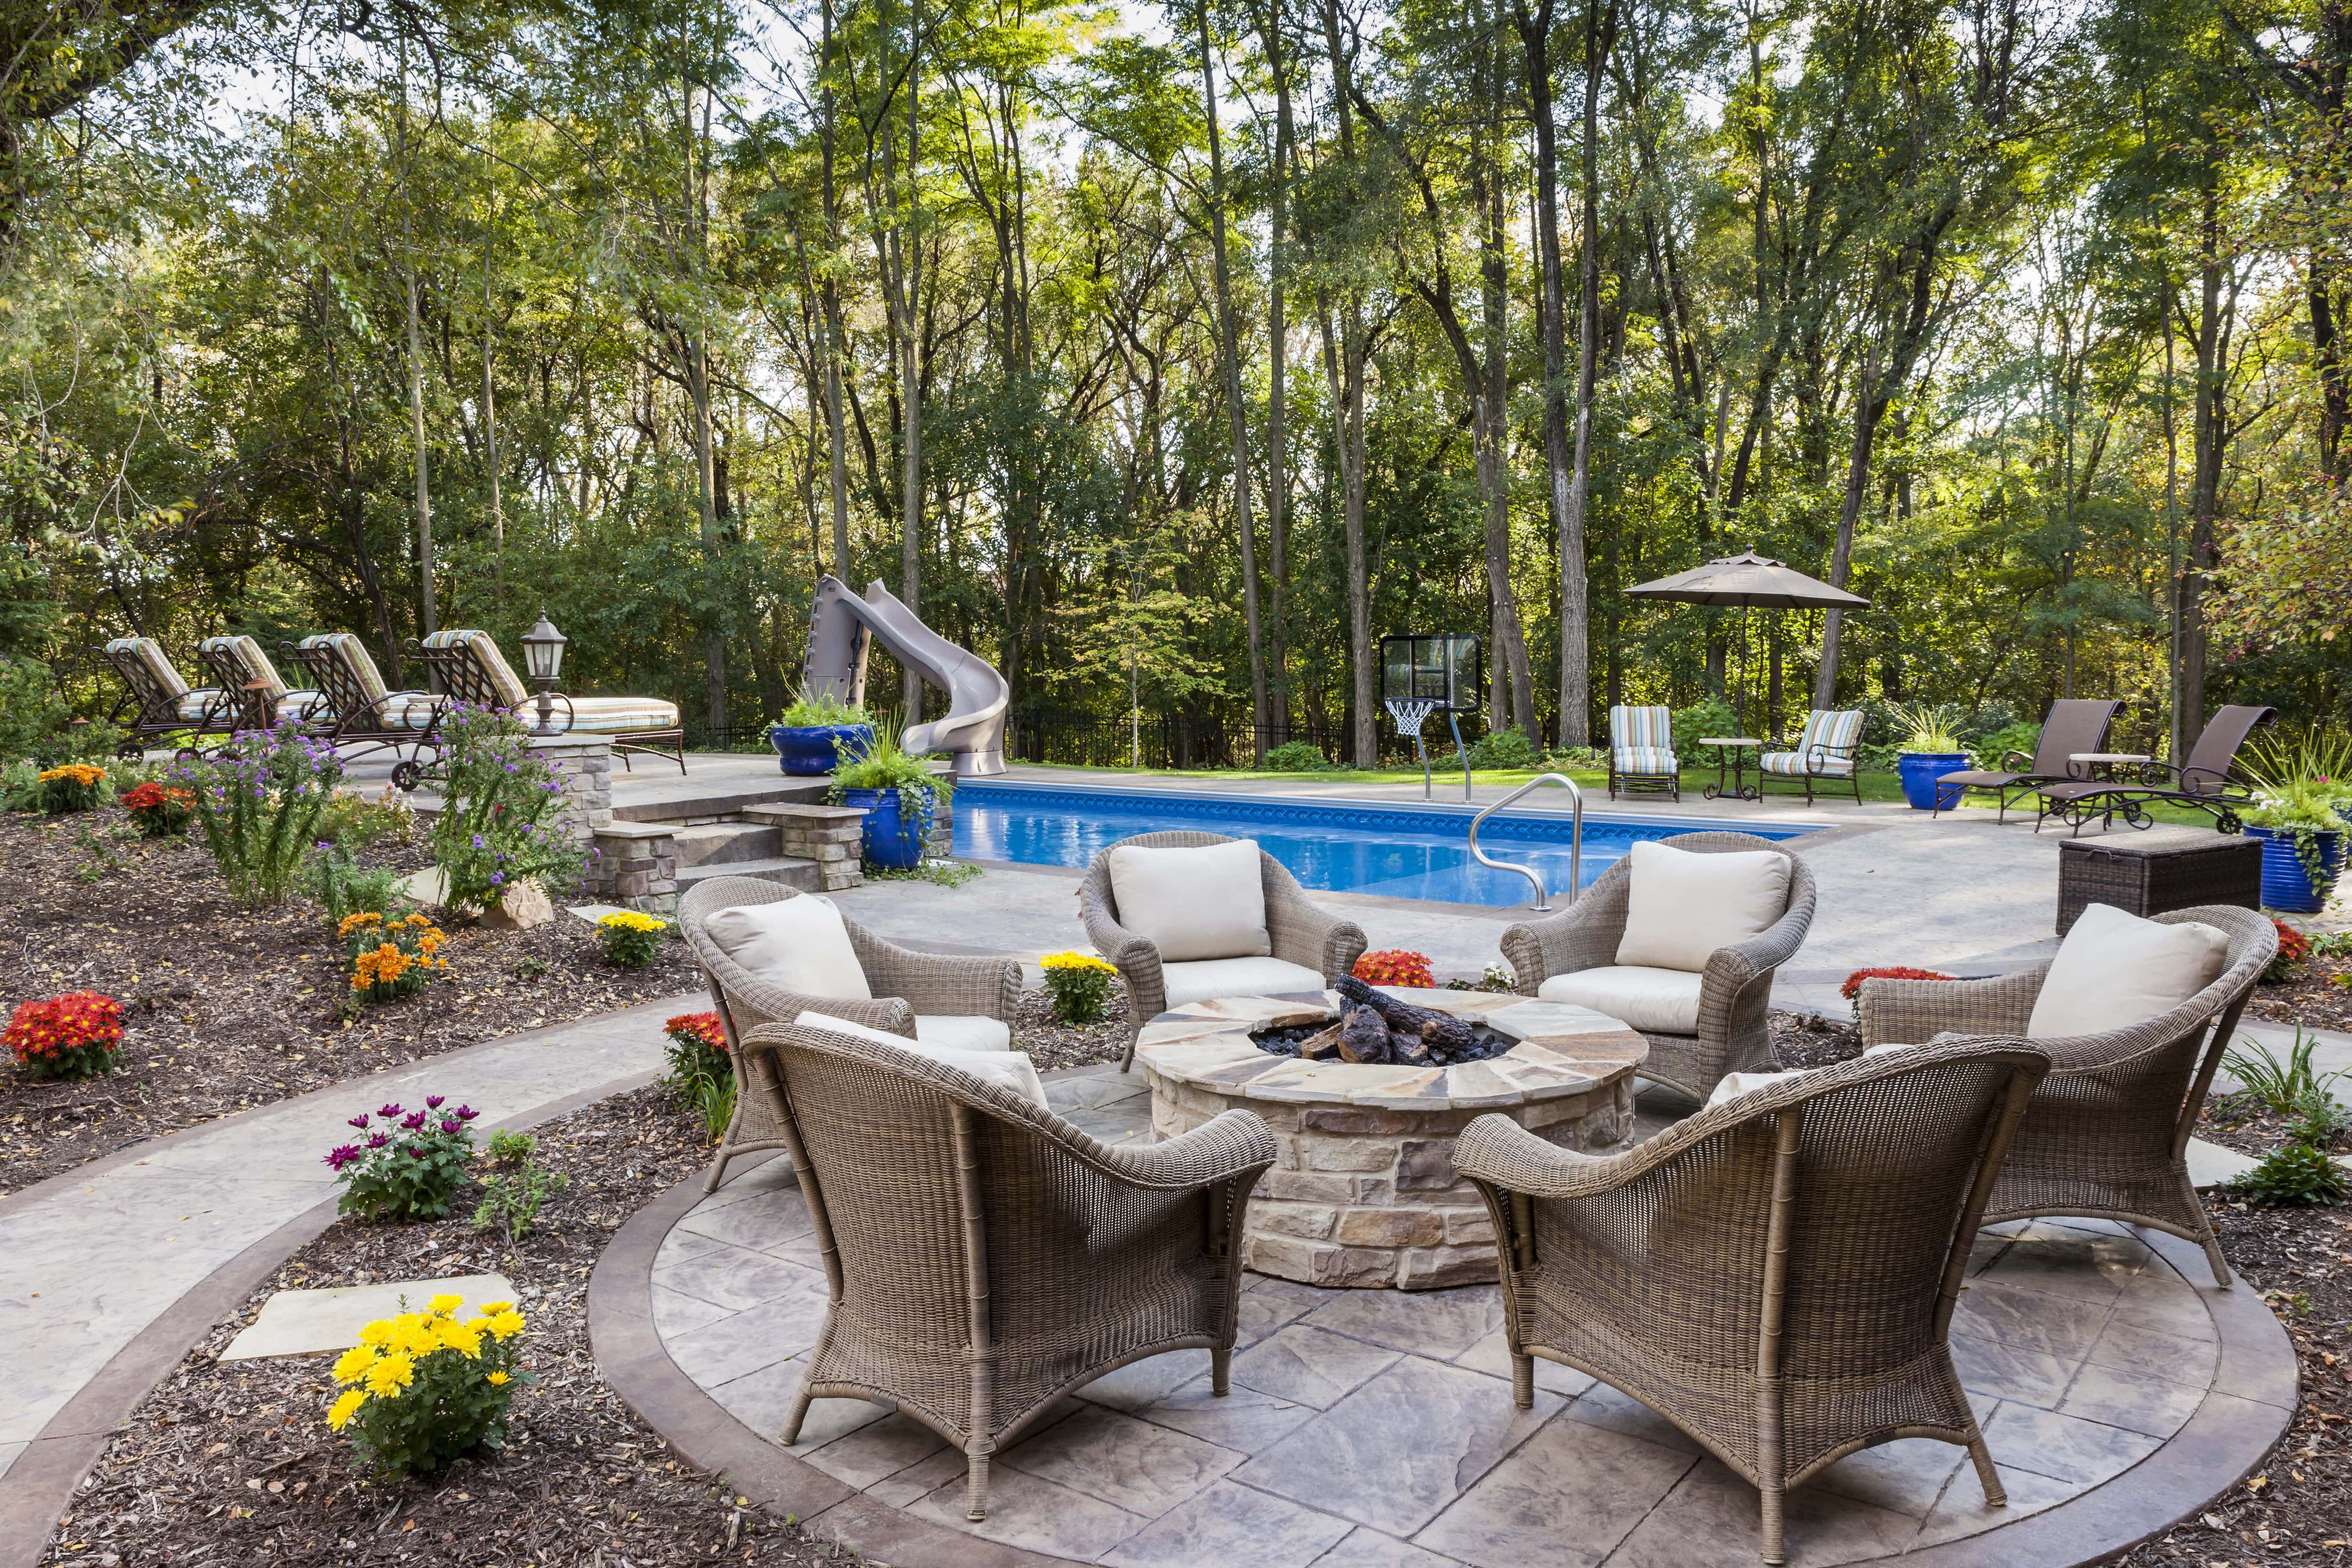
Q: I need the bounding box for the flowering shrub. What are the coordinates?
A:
[663,1011,735,1139]
[326,1294,528,1479]
[170,719,345,903]
[1840,966,1959,1022]
[119,779,193,837]
[327,1097,479,1221]
[2267,919,2313,985]
[1039,951,1118,1024]
[1354,950,1436,990]
[37,763,105,814]
[6,991,125,1079]
[598,909,667,967]
[428,705,585,913]
[342,911,449,1003]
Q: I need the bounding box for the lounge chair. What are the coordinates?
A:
[1860,902,2274,1286]
[734,1017,1274,1521]
[1078,831,1368,1071]
[1500,832,1815,1103]
[1457,1037,2050,1565]
[1755,708,1865,805]
[195,635,330,734]
[681,875,1023,1192]
[1607,704,1679,799]
[98,637,236,755]
[410,629,686,773]
[279,632,443,787]
[1930,698,2121,822]
[2030,704,2279,835]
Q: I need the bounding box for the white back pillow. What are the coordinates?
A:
[796,1011,1050,1109]
[2026,903,2230,1040]
[1108,840,1271,962]
[703,895,872,1001]
[1615,841,1793,974]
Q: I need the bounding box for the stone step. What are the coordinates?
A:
[675,856,826,894]
[669,821,785,868]
[612,777,832,825]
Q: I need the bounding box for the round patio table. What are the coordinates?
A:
[1133,988,1647,1289]
[1697,736,1763,801]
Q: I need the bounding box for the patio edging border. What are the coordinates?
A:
[0,1063,664,1568]
[593,1170,2301,1568]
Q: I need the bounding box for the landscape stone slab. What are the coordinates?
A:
[220,1273,515,1361]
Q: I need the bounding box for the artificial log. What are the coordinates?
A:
[1335,976,1476,1057]
[1336,1006,1394,1064]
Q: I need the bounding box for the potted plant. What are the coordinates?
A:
[829,727,949,871]
[768,687,875,776]
[1889,703,1970,811]
[2240,733,2352,915]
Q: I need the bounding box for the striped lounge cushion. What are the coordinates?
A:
[173,689,231,723]
[200,634,288,700]
[109,637,189,700]
[561,697,682,734]
[1762,709,1864,776]
[1613,746,1679,775]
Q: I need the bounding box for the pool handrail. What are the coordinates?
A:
[1468,773,1582,912]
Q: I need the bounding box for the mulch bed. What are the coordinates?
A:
[45,1083,855,1568]
[0,806,699,1197]
[1012,983,1129,1071]
[2248,944,2352,1035]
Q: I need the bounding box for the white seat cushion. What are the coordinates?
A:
[1614,841,1792,973]
[1704,1067,1810,1109]
[1161,956,1329,1011]
[702,896,873,1001]
[913,1014,1014,1052]
[1537,966,1706,1036]
[2026,903,2231,1040]
[796,1011,1048,1108]
[1108,840,1271,961]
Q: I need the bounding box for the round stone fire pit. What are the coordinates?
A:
[1135,989,1647,1290]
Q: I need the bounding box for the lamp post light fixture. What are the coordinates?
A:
[520,612,568,738]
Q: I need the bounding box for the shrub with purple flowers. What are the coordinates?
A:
[326,1094,481,1221]
[169,717,346,904]
[426,705,586,915]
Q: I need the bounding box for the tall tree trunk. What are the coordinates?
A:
[822,0,852,580]
[1253,0,1295,725]
[2182,169,2230,752]
[405,270,437,640]
[1322,0,1377,767]
[1479,1,1536,731]
[481,194,502,595]
[1196,0,1269,755]
[894,0,924,716]
[1557,0,1610,746]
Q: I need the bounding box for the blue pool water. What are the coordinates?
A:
[953,783,1815,908]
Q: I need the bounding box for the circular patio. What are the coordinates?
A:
[593,1059,2297,1568]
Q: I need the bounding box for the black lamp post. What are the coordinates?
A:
[520,613,567,738]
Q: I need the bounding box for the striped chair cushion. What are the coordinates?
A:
[1761,709,1864,776]
[276,690,332,722]
[1613,745,1679,775]
[1610,705,1673,752]
[109,637,189,700]
[563,697,683,734]
[310,633,391,705]
[200,634,301,703]
[465,633,535,708]
[173,689,230,723]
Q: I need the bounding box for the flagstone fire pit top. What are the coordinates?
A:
[1133,988,1647,1111]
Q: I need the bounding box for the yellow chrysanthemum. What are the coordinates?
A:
[365,1354,414,1396]
[358,1320,396,1348]
[326,1388,367,1430]
[427,1292,463,1315]
[389,1320,437,1358]
[483,1309,525,1342]
[435,1318,483,1358]
[331,1345,378,1385]
[486,1370,510,1386]
[475,1300,515,1316]
[1040,951,1117,974]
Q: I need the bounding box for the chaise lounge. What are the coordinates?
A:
[412,628,685,774]
[1931,698,2121,822]
[2029,704,2278,835]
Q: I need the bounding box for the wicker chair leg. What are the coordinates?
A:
[700,1146,736,1195]
[1759,1483,1785,1565]
[1510,1352,1534,1410]
[1211,1347,1232,1395]
[2193,1216,2234,1289]
[964,1449,992,1521]
[779,1381,817,1445]
[1965,1435,2008,1505]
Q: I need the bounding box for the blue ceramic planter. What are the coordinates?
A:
[840,785,934,870]
[770,723,874,776]
[2244,824,2344,915]
[1897,751,1971,811]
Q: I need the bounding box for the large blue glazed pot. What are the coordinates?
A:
[840,785,934,870]
[1896,750,1971,811]
[770,723,874,776]
[2244,824,2344,915]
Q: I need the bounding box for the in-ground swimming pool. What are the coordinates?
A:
[953,782,1816,907]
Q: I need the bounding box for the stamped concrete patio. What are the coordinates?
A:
[602,1064,2295,1568]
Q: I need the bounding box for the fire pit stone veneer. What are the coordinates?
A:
[1136,989,1647,1289]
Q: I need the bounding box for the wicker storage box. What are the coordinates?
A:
[2056,836,2262,934]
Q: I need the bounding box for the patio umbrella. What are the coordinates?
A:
[1624,551,1869,740]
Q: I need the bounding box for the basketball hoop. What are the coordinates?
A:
[1384,698,1437,739]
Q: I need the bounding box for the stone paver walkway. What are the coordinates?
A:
[639,1067,2286,1568]
[0,992,693,1488]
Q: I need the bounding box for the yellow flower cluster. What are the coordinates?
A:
[599,911,668,933]
[325,1296,524,1431]
[1040,951,1117,975]
[38,764,105,786]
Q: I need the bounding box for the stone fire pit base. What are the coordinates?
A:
[1138,990,1647,1290]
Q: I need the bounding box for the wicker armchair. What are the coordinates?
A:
[680,876,1023,1192]
[1078,831,1368,1070]
[1500,832,1816,1102]
[1458,1037,2050,1565]
[739,1019,1277,1521]
[1860,904,2276,1287]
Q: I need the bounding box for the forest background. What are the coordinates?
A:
[3,0,2348,770]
